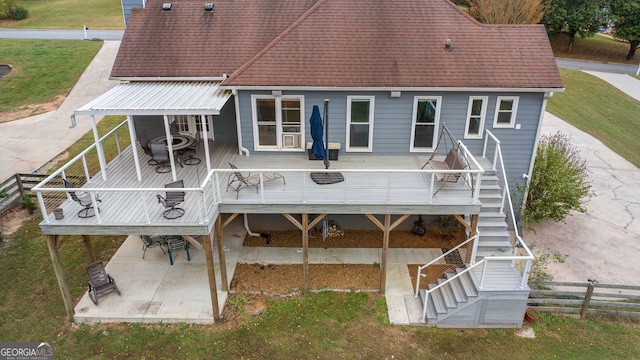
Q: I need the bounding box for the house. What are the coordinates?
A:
[33,0,563,327]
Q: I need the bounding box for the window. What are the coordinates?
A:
[464,96,488,139]
[170,115,215,140]
[346,96,375,151]
[410,96,442,152]
[493,96,519,128]
[252,95,304,151]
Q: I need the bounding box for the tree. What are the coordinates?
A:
[517,132,592,228]
[0,0,27,20]
[610,1,640,59]
[544,0,608,51]
[468,0,546,24]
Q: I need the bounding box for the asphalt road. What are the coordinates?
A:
[0,28,123,40]
[556,58,638,74]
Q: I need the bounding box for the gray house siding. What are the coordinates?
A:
[121,0,145,25]
[237,90,544,194]
[213,99,238,142]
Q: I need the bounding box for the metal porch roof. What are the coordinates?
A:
[74,81,232,116]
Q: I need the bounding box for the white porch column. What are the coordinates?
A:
[163,115,178,182]
[91,115,108,181]
[127,116,143,181]
[202,115,211,173]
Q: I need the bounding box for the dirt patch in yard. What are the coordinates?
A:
[232,229,468,294]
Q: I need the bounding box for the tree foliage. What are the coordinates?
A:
[468,0,546,24]
[518,132,592,227]
[544,0,608,51]
[610,0,640,59]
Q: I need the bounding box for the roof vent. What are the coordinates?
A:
[162,3,172,11]
[204,3,213,11]
[444,39,452,51]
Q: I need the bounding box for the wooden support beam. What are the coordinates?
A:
[46,235,74,322]
[182,235,205,253]
[469,214,478,237]
[467,214,479,264]
[302,213,309,292]
[381,214,391,295]
[81,235,95,263]
[390,214,411,231]
[453,214,470,230]
[203,231,220,322]
[308,214,327,229]
[282,213,303,231]
[215,216,229,292]
[365,214,384,231]
[221,213,239,229]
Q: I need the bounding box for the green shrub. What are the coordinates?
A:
[518,132,592,228]
[9,5,27,20]
[528,243,567,288]
[20,193,37,214]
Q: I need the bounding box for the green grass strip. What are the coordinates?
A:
[0,39,102,112]
[547,69,640,167]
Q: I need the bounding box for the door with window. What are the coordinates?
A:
[411,97,441,151]
[346,96,375,152]
[172,115,214,140]
[252,95,304,151]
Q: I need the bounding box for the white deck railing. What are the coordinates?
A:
[483,130,534,288]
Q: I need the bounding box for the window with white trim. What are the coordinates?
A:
[464,96,488,139]
[410,96,442,152]
[252,95,304,151]
[346,96,374,152]
[493,96,519,128]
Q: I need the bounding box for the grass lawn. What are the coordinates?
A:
[547,69,640,167]
[0,0,124,29]
[549,33,638,65]
[0,216,639,358]
[0,39,102,113]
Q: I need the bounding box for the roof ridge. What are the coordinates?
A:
[224,0,329,83]
[224,0,329,85]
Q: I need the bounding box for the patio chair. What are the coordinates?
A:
[157,180,185,219]
[181,131,201,165]
[226,163,286,199]
[162,235,191,265]
[86,261,121,305]
[150,141,171,173]
[138,130,158,165]
[140,235,166,259]
[63,178,101,218]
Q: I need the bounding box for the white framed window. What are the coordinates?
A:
[410,96,442,152]
[346,96,375,152]
[464,96,488,139]
[251,95,304,151]
[493,96,519,128]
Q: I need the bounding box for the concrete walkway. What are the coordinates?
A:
[583,71,640,101]
[0,40,120,179]
[523,112,640,285]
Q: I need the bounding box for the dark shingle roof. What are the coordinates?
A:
[112,0,563,89]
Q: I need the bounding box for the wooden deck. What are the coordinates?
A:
[38,141,483,235]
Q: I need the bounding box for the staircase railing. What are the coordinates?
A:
[483,130,535,289]
[414,234,479,297]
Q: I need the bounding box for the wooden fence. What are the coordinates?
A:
[528,280,640,319]
[0,173,49,217]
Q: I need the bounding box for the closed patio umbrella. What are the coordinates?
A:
[310,105,325,160]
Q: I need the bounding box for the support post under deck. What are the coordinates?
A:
[46,235,74,322]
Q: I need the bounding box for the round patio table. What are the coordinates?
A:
[150,135,196,150]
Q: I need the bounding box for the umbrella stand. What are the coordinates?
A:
[310,99,344,185]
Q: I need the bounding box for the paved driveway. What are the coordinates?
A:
[523,113,640,285]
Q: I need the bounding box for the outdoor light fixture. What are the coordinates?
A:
[390,91,401,98]
[162,3,172,11]
[204,3,213,11]
[444,39,452,51]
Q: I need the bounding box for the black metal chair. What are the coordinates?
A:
[138,130,159,165]
[140,235,166,259]
[63,178,101,218]
[157,180,185,219]
[170,121,180,136]
[181,132,201,165]
[86,261,121,305]
[150,142,171,173]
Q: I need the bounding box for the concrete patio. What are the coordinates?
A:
[73,218,458,325]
